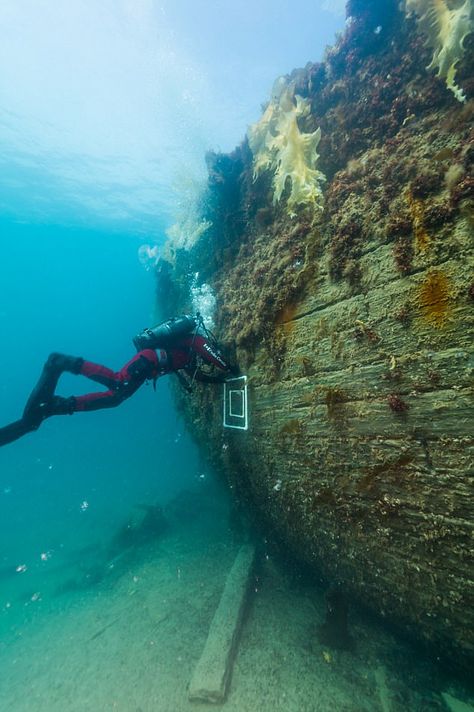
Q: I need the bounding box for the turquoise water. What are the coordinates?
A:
[0,221,201,620]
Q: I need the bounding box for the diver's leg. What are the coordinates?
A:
[74,351,160,409]
[21,351,158,419]
[79,360,118,388]
[80,351,161,388]
[74,384,139,411]
[23,353,84,418]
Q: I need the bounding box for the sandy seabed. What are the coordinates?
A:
[0,510,472,712]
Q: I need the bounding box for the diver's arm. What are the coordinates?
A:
[185,369,228,383]
[183,334,232,372]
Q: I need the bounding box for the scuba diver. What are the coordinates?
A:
[0,314,237,447]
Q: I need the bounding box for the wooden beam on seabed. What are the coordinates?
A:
[188,544,256,703]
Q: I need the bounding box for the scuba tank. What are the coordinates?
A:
[133,315,197,351]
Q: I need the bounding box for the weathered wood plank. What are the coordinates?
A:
[188,544,256,703]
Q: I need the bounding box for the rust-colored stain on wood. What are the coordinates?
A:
[275,303,298,334]
[417,269,453,328]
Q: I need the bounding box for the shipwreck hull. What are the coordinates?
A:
[158,0,474,674]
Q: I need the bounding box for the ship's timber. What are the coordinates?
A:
[158,0,474,675]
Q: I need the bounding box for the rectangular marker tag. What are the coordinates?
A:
[223,376,248,430]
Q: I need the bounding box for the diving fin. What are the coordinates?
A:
[0,417,40,447]
[23,353,83,418]
[0,396,76,448]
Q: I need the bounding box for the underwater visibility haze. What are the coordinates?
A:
[1,1,473,710]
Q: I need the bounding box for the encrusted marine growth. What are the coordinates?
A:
[247,78,326,212]
[159,0,474,679]
[404,0,473,102]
